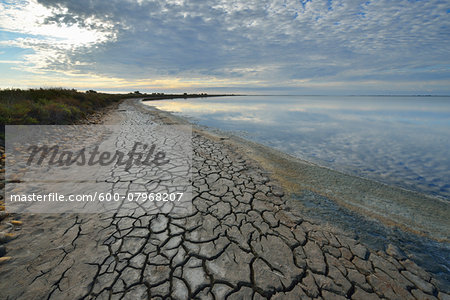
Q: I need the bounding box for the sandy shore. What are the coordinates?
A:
[0,98,448,299]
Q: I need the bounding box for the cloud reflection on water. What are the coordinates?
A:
[145,95,450,199]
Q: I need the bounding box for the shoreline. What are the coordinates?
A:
[136,98,450,291]
[137,98,449,243]
[138,94,450,202]
[141,93,238,102]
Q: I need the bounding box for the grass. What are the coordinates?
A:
[0,88,126,141]
[0,88,125,125]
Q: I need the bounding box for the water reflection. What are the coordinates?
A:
[144,95,450,200]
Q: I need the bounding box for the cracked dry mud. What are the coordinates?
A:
[0,99,448,300]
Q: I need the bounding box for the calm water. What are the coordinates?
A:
[145,95,450,200]
[144,95,450,288]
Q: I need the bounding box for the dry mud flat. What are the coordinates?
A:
[0,99,448,299]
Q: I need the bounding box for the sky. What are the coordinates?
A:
[0,0,449,94]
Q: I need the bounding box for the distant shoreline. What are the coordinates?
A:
[141,93,238,101]
[194,94,450,97]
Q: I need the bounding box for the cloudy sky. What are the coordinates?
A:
[0,0,449,94]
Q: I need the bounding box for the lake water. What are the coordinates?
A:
[144,95,450,200]
[144,95,450,288]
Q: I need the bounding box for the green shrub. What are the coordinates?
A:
[0,88,124,126]
[0,88,127,142]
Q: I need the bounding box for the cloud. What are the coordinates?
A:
[0,0,449,93]
[0,0,116,74]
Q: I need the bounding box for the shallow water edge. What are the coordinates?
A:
[137,99,450,291]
